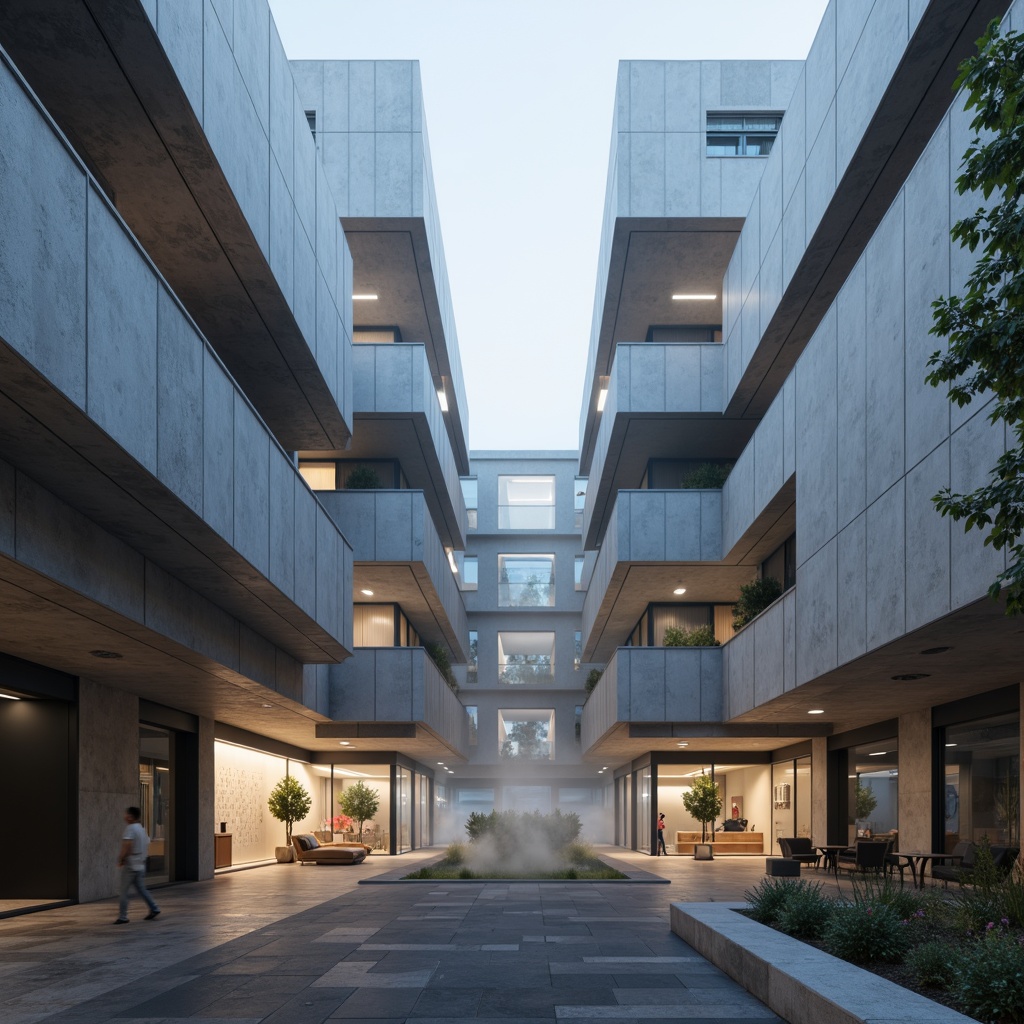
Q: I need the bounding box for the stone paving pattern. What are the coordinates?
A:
[0,850,859,1024]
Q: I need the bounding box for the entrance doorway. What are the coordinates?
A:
[139,725,171,884]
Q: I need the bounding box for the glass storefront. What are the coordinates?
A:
[638,766,652,852]
[139,725,172,884]
[943,712,1020,853]
[847,738,899,845]
[396,766,412,853]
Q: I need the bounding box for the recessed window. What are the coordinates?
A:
[706,113,782,157]
[298,461,336,491]
[499,708,555,761]
[352,326,401,344]
[574,630,582,670]
[498,554,554,607]
[461,556,478,592]
[461,478,478,530]
[498,475,556,530]
[467,630,478,683]
[304,110,316,140]
[574,556,584,591]
[574,477,587,530]
[465,706,478,747]
[353,604,419,648]
[498,632,554,684]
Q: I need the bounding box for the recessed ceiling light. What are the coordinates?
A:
[673,587,686,595]
[437,761,445,765]
[597,388,608,412]
[360,589,374,596]
[339,741,351,746]
[90,649,123,659]
[677,742,688,748]
[0,693,21,700]
[869,751,887,756]
[891,673,930,681]
[945,743,957,748]
[447,549,459,574]
[672,293,716,301]
[437,390,449,412]
[921,646,952,655]
[352,293,378,300]
[808,709,825,715]
[261,703,274,708]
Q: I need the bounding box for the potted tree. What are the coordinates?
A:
[682,773,722,859]
[338,780,381,847]
[267,775,312,863]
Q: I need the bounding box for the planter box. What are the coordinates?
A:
[671,902,974,1024]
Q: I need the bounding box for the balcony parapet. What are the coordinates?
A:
[322,647,468,758]
[723,587,795,720]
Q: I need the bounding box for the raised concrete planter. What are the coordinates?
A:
[671,902,974,1024]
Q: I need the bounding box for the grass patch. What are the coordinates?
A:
[404,853,626,881]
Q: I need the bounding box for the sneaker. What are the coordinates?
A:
[113,918,129,925]
[144,910,161,920]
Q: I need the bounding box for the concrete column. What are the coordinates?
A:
[898,708,932,853]
[197,716,216,880]
[78,678,138,902]
[811,737,828,846]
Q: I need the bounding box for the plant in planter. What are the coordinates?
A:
[682,772,722,847]
[584,668,602,695]
[267,775,312,862]
[679,462,734,489]
[338,780,380,845]
[732,576,783,630]
[663,624,720,647]
[854,781,877,823]
[425,642,459,694]
[344,465,383,489]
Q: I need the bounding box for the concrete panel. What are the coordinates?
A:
[754,393,784,516]
[665,652,701,720]
[701,343,724,413]
[740,288,760,384]
[795,308,838,561]
[759,131,783,264]
[722,444,754,556]
[348,131,376,216]
[665,62,701,132]
[0,459,13,556]
[864,194,905,503]
[782,375,796,482]
[781,72,805,208]
[374,491,414,561]
[664,342,701,411]
[904,119,951,468]
[628,344,666,412]
[315,510,340,644]
[629,133,665,217]
[329,651,375,720]
[374,60,414,133]
[203,349,235,541]
[209,0,233,47]
[740,194,761,303]
[155,0,204,117]
[269,159,294,309]
[837,512,867,666]
[292,482,317,618]
[268,25,294,196]
[232,0,270,134]
[86,187,158,473]
[322,60,349,133]
[950,403,1006,610]
[836,0,871,82]
[700,491,722,561]
[701,151,722,216]
[753,601,784,708]
[725,622,755,719]
[781,170,805,292]
[804,1,836,155]
[836,259,866,529]
[805,101,836,240]
[700,61,721,109]
[156,288,203,515]
[375,132,413,217]
[232,395,271,578]
[700,648,723,719]
[866,479,906,650]
[347,61,376,133]
[238,623,276,689]
[795,537,838,686]
[720,62,771,106]
[905,442,950,631]
[720,156,767,218]
[292,91,317,240]
[629,62,665,132]
[899,708,932,855]
[771,62,803,108]
[627,492,666,562]
[665,133,701,216]
[782,589,796,692]
[0,63,87,408]
[293,224,316,350]
[315,270,339,407]
[759,230,783,343]
[627,649,666,721]
[314,160,338,314]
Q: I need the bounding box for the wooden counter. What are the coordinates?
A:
[214,832,232,869]
[675,831,764,855]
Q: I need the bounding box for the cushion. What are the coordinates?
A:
[294,835,318,852]
[306,834,320,849]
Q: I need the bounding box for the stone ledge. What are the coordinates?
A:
[671,902,974,1024]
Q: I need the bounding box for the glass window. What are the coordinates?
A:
[706,113,782,156]
[397,766,412,853]
[462,556,478,591]
[498,554,554,607]
[574,705,583,744]
[465,705,478,746]
[304,109,316,139]
[638,766,652,853]
[574,630,582,670]
[574,556,584,591]
[574,478,587,530]
[298,461,336,491]
[461,478,478,530]
[352,327,400,344]
[353,605,396,647]
[467,631,478,683]
[498,475,556,530]
[497,632,554,684]
[651,604,712,645]
[944,712,1019,852]
[848,738,899,845]
[498,708,555,761]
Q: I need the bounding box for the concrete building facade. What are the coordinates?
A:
[0,0,1021,914]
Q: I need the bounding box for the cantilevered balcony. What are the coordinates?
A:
[316,490,468,661]
[319,647,468,761]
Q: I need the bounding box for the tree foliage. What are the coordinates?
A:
[732,576,783,629]
[682,773,722,842]
[500,719,549,760]
[927,20,1024,614]
[854,782,878,822]
[267,775,312,844]
[338,780,380,842]
[663,624,720,647]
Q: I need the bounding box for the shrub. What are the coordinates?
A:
[679,462,733,488]
[442,842,465,866]
[585,668,602,694]
[950,838,1011,932]
[565,840,594,865]
[425,642,459,694]
[663,624,720,647]
[344,465,383,489]
[733,576,783,629]
[775,882,834,940]
[744,877,800,926]
[955,928,1024,1024]
[822,903,910,964]
[850,872,930,921]
[906,939,959,990]
[465,810,499,842]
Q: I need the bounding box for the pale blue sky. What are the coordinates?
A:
[269,0,830,451]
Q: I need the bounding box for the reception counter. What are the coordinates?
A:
[675,831,764,855]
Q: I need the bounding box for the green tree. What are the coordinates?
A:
[338,780,381,843]
[267,775,312,845]
[500,719,549,760]
[854,782,878,822]
[927,21,1024,614]
[733,577,783,629]
[682,773,722,843]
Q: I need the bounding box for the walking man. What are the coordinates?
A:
[115,806,160,924]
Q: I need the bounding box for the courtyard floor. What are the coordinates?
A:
[0,849,867,1024]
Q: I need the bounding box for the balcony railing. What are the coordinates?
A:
[498,659,554,684]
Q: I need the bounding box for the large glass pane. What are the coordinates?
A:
[944,712,1020,852]
[139,726,171,884]
[504,786,552,812]
[467,631,478,683]
[462,556,478,591]
[498,475,556,530]
[848,738,899,845]
[498,554,554,607]
[498,708,554,761]
[298,461,336,491]
[638,767,652,853]
[397,766,412,853]
[744,134,776,156]
[795,756,812,839]
[651,604,710,644]
[335,766,391,850]
[353,605,395,647]
[498,632,554,683]
[706,135,741,156]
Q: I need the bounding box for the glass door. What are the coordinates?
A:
[139,725,171,884]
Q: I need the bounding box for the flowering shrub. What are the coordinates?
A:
[743,877,801,925]
[955,924,1024,1024]
[906,939,958,990]
[822,903,910,964]
[775,882,834,940]
[331,814,353,832]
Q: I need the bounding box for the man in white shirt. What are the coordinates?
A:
[115,806,161,924]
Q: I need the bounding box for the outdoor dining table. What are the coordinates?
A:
[892,851,964,889]
[816,844,850,876]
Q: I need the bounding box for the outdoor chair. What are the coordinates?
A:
[779,837,821,868]
[837,839,891,876]
[931,843,1020,885]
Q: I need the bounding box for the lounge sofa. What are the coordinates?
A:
[291,834,369,865]
[931,842,1019,884]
